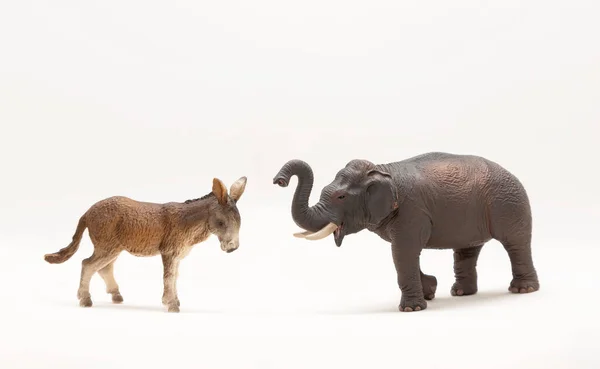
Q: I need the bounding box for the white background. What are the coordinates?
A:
[1,1,599,368]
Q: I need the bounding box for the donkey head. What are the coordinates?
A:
[209,176,247,253]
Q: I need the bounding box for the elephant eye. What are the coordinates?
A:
[337,195,346,200]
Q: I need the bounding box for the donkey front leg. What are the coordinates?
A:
[161,253,181,313]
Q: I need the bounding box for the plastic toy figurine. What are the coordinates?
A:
[44,176,247,313]
[273,152,539,312]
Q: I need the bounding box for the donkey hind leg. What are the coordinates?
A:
[451,245,484,296]
[98,259,123,303]
[77,250,118,307]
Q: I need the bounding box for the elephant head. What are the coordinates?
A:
[273,159,399,246]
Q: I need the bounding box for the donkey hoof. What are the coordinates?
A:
[112,293,124,303]
[163,297,180,306]
[79,297,93,307]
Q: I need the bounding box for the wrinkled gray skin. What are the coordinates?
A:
[273,152,539,312]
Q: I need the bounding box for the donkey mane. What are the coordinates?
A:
[183,192,214,204]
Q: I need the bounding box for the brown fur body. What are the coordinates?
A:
[44,177,247,313]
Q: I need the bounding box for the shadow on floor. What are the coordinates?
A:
[425,289,515,311]
[314,289,518,315]
[53,289,522,315]
[55,300,225,314]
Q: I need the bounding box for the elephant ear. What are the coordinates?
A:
[366,169,396,225]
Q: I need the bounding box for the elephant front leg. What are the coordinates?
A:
[392,244,428,312]
[421,270,437,300]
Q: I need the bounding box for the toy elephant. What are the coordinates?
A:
[273,152,539,312]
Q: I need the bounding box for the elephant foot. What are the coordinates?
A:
[421,273,437,300]
[451,280,478,296]
[508,278,539,294]
[399,296,427,312]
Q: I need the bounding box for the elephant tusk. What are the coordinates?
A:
[293,230,313,238]
[304,222,338,241]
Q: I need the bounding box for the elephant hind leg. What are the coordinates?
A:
[501,237,539,293]
[420,270,437,300]
[451,245,484,296]
[488,183,540,293]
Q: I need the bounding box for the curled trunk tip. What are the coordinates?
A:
[273,159,313,187]
[273,159,329,233]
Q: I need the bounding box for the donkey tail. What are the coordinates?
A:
[44,214,88,264]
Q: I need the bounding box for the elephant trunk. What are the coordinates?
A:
[273,159,331,233]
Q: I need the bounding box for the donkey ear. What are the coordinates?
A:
[212,178,228,205]
[229,176,247,203]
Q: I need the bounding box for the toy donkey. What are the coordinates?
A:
[44,176,247,313]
